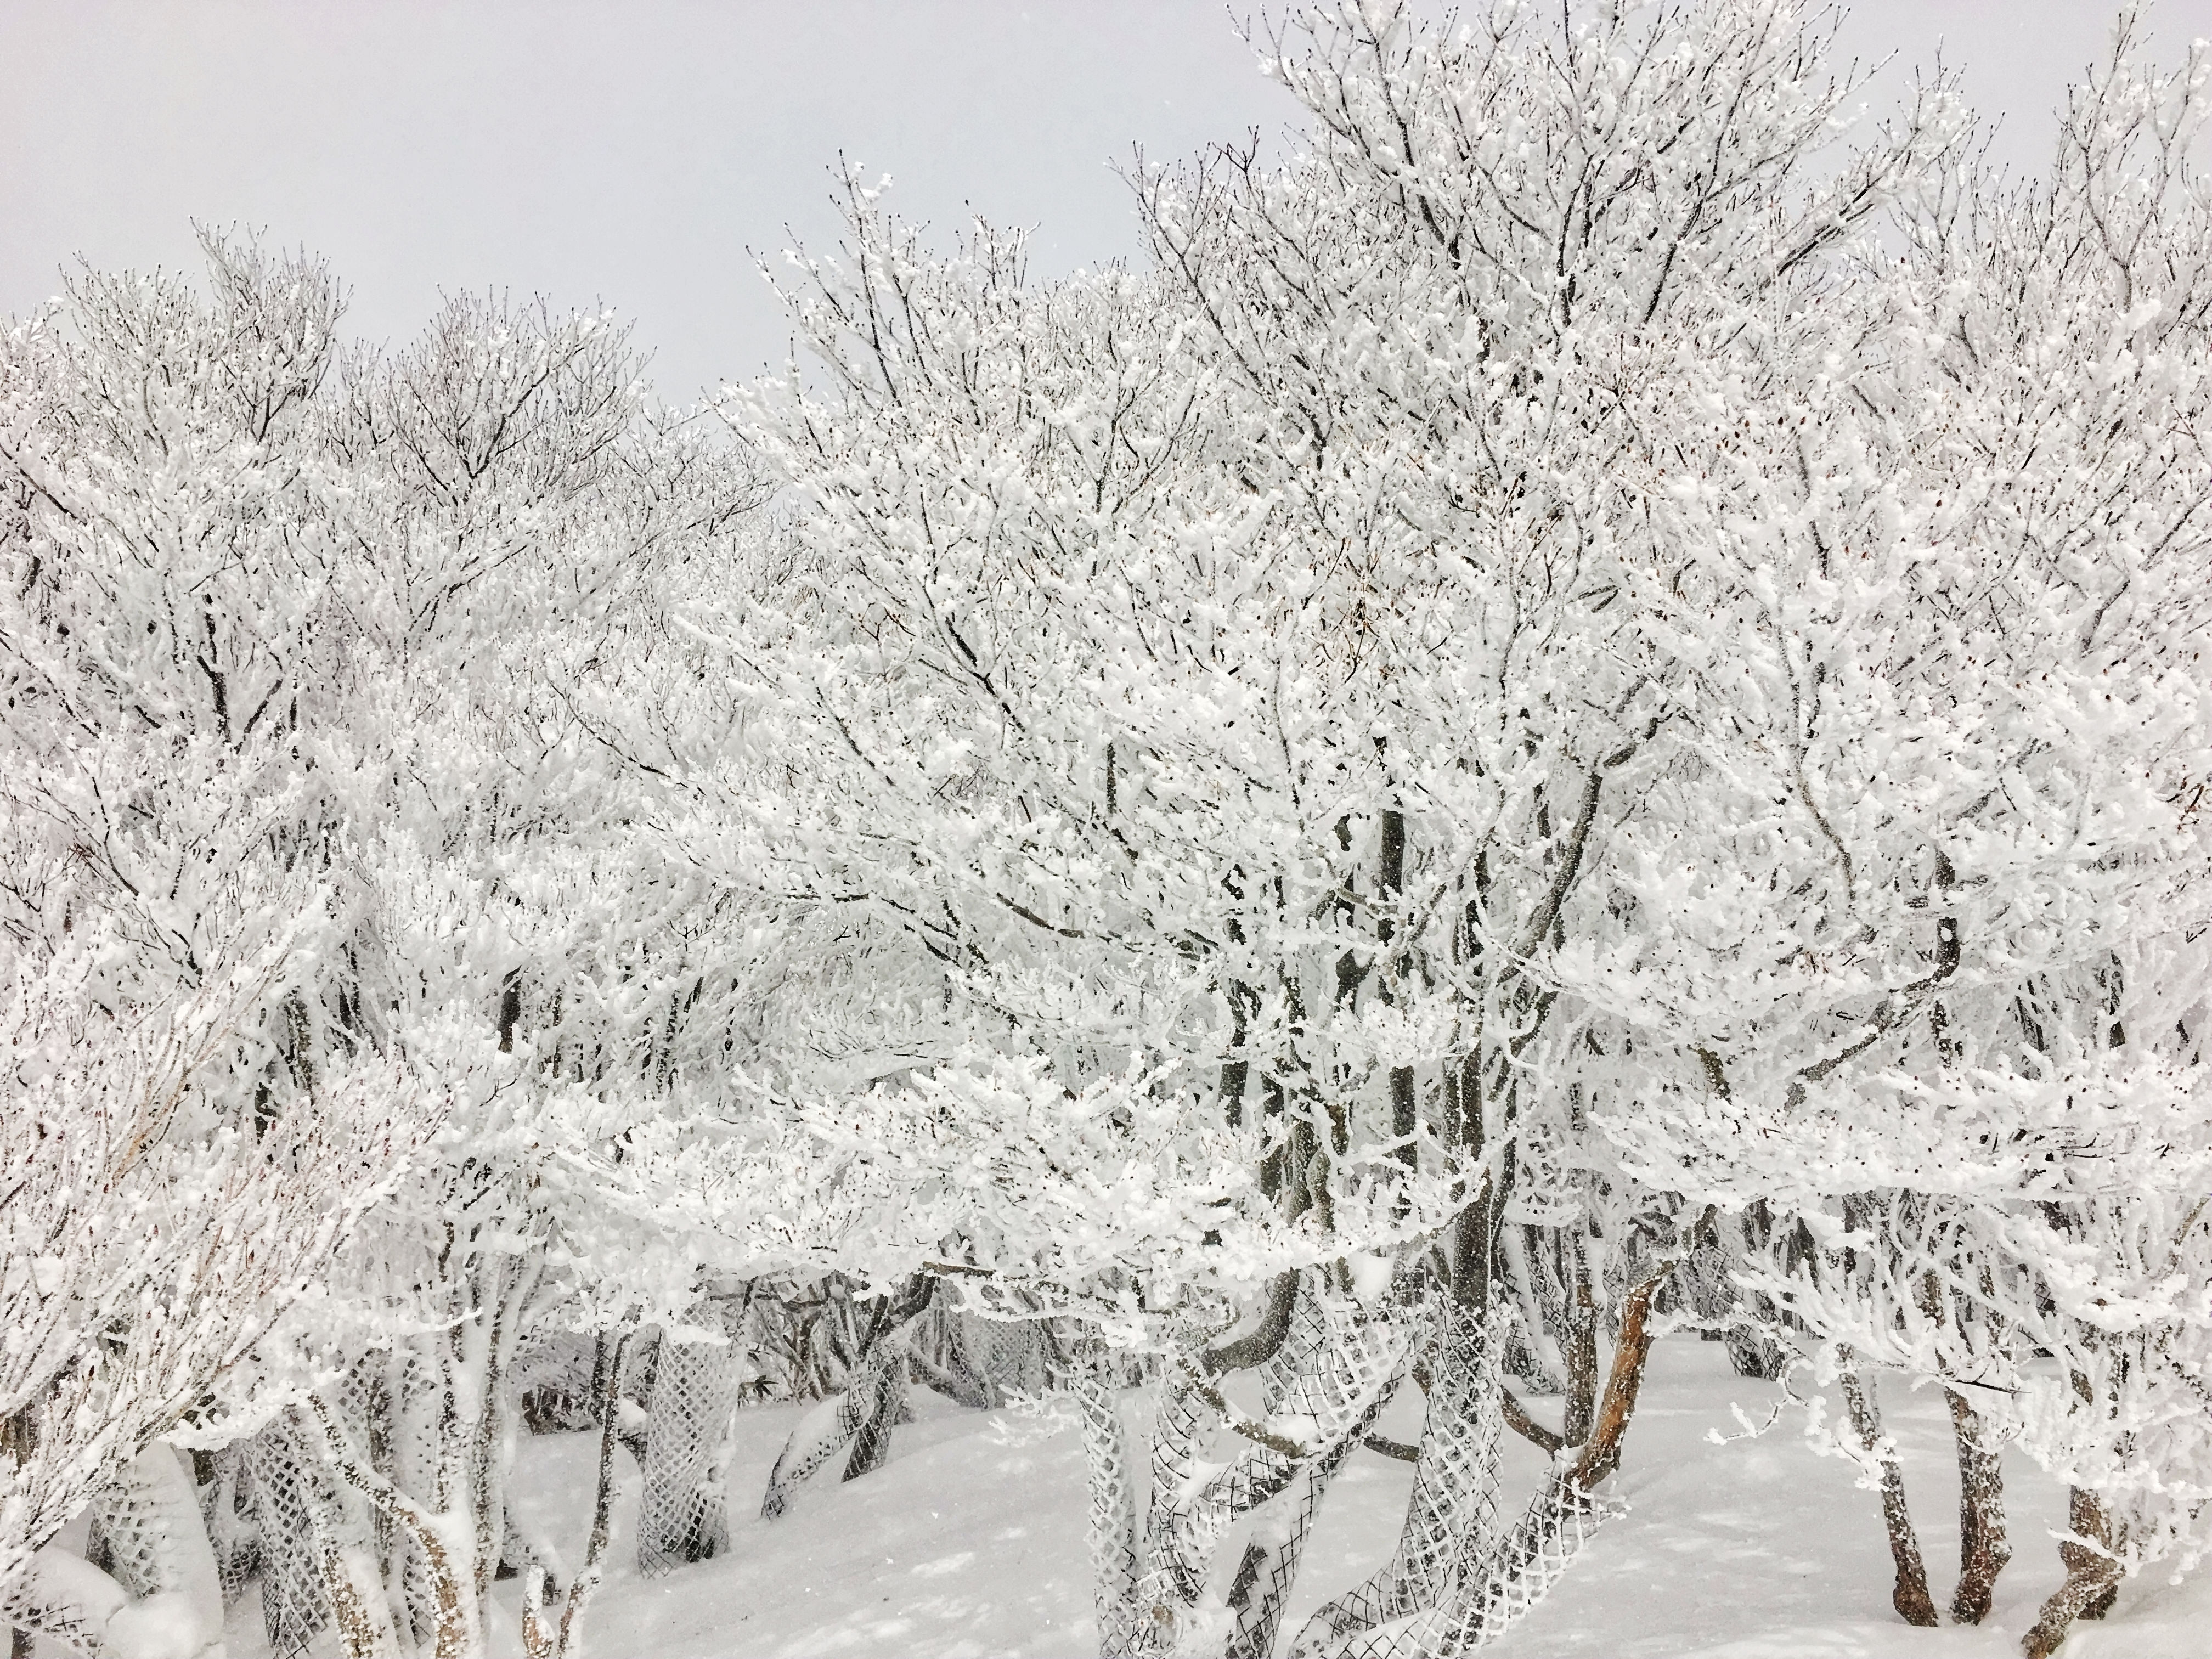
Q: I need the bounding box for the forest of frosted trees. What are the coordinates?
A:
[5,3,2211,1657]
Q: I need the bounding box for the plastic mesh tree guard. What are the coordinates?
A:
[72,1443,227,1656]
[1294,1299,1507,1655]
[1076,1349,1150,1659]
[906,1295,990,1408]
[1289,1297,1627,1659]
[330,1350,447,1652]
[0,1557,114,1658]
[231,1354,457,1658]
[511,1328,606,1432]
[757,1307,924,1521]
[241,1414,345,1659]
[1677,1225,1737,1330]
[198,1446,262,1610]
[1222,1363,1397,1659]
[840,1335,909,1482]
[1080,1273,1414,1659]
[1158,1283,1407,1604]
[637,1304,751,1576]
[949,1311,1059,1406]
[1378,1476,1627,1657]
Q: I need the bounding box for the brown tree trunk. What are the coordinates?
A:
[1449,1046,1493,1311]
[306,1393,473,1659]
[1569,1262,1671,1488]
[2021,1487,2124,1659]
[1838,1360,1938,1627]
[1946,1389,2010,1624]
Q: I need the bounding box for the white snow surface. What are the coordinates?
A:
[199,1339,2208,1659]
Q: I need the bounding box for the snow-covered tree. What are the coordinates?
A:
[9,8,2210,1659]
[0,232,442,1656]
[588,4,1990,1654]
[2,231,769,1659]
[1565,13,2212,1654]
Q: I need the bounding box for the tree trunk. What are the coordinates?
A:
[306,1394,480,1659]
[1838,1360,1938,1628]
[0,1444,237,1659]
[1300,1299,1508,1651]
[1567,1262,1668,1488]
[760,1295,924,1521]
[534,1334,628,1659]
[2021,1487,2124,1659]
[1560,1232,1599,1449]
[1946,1389,2010,1625]
[840,1348,906,1482]
[1725,1207,1787,1379]
[1086,1272,1412,1659]
[638,1313,746,1571]
[1498,1224,1571,1393]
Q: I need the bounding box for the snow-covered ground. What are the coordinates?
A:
[213,1338,2209,1658]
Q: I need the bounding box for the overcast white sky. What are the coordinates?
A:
[6,1,2210,401]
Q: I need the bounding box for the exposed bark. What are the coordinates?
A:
[1362,1434,1423,1463]
[1449,1161,1494,1311]
[1199,1271,1300,1376]
[325,1540,404,1659]
[1,1409,32,1659]
[2021,1487,2125,1659]
[1947,1388,2010,1625]
[610,1327,659,1471]
[304,1394,476,1659]
[1377,806,1418,1176]
[1500,1388,1565,1456]
[1838,1360,1938,1627]
[1568,1263,1671,1488]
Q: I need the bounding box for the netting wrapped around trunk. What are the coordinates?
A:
[1295,1299,1507,1655]
[1166,1284,1404,1598]
[637,1304,751,1576]
[910,1306,1062,1407]
[69,1443,229,1659]
[1216,1285,1412,1659]
[241,1415,345,1659]
[198,1446,262,1610]
[236,1355,452,1658]
[1291,1300,1626,1659]
[1075,1348,1150,1659]
[1081,1273,1412,1659]
[961,1312,1059,1399]
[332,1350,448,1652]
[1390,1476,1627,1656]
[1222,1384,1394,1659]
[83,1446,214,1602]
[758,1306,923,1521]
